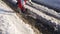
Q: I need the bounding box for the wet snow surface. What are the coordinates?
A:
[0,0,35,34]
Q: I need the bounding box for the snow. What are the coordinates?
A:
[0,0,35,34]
[32,0,60,10]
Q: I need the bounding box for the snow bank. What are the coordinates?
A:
[0,0,35,34]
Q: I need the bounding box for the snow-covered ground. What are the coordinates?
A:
[32,0,60,11]
[0,0,35,34]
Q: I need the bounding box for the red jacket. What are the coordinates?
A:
[17,0,27,10]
